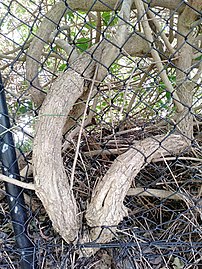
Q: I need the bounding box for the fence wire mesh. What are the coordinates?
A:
[0,0,202,268]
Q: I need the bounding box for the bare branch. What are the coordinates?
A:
[85,134,188,256]
[126,64,154,114]
[67,0,186,12]
[26,1,182,107]
[146,6,175,55]
[70,65,98,190]
[26,2,67,106]
[0,174,35,190]
[187,62,202,91]
[127,187,193,201]
[49,25,79,62]
[134,0,184,112]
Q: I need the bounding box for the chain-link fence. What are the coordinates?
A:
[0,0,202,268]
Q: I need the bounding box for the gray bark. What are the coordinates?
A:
[67,0,185,11]
[175,0,202,140]
[26,0,184,106]
[33,0,134,243]
[84,134,188,256]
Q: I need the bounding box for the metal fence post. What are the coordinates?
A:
[0,73,36,268]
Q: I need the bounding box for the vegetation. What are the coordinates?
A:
[0,0,201,268]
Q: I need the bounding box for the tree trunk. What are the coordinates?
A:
[175,1,202,140]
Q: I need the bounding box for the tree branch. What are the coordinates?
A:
[174,0,202,139]
[127,187,193,201]
[26,2,67,106]
[67,0,185,12]
[145,6,175,55]
[26,0,183,107]
[49,25,79,61]
[0,174,35,190]
[84,134,188,256]
[134,0,184,112]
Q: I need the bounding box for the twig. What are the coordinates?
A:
[134,0,183,112]
[120,65,137,114]
[169,10,175,43]
[62,95,98,152]
[83,147,128,157]
[126,64,154,114]
[49,25,79,62]
[187,61,202,92]
[0,54,26,61]
[161,153,179,188]
[145,6,175,55]
[95,12,102,43]
[0,174,35,190]
[153,156,202,163]
[70,65,99,190]
[103,127,142,140]
[1,176,199,202]
[0,51,64,65]
[127,187,199,201]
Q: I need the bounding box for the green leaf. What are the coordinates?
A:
[102,12,111,26]
[59,63,67,71]
[195,54,202,61]
[66,11,74,20]
[169,74,176,82]
[76,37,90,51]
[17,101,33,115]
[165,91,171,101]
[102,12,118,26]
[19,106,27,114]
[84,22,96,29]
